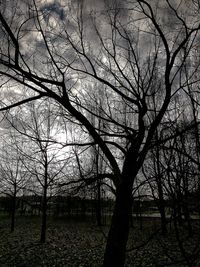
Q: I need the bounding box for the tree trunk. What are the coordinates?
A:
[40,185,47,243]
[183,204,192,236]
[103,183,133,267]
[159,203,167,235]
[11,193,16,233]
[155,139,167,235]
[182,197,192,236]
[96,179,102,226]
[40,157,48,243]
[157,182,167,235]
[177,195,183,226]
[11,185,17,233]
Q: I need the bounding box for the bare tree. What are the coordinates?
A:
[0,128,27,232]
[6,100,71,243]
[0,1,200,265]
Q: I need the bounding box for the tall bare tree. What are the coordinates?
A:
[0,1,200,265]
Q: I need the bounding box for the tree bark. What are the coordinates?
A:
[103,183,133,267]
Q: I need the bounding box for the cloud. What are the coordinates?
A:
[40,1,65,20]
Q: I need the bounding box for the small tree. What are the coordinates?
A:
[7,100,70,242]
[0,129,27,232]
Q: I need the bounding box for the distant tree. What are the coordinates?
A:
[0,129,27,232]
[6,100,70,242]
[143,141,168,234]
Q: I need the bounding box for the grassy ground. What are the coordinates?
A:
[0,215,200,266]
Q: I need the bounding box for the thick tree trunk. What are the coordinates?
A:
[103,183,133,267]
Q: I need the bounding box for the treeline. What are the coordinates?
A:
[0,195,114,220]
[0,191,198,220]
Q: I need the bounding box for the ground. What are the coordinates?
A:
[0,215,199,266]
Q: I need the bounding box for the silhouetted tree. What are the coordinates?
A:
[0,129,27,232]
[6,100,70,242]
[0,1,200,265]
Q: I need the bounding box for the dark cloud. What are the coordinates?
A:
[40,2,65,20]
